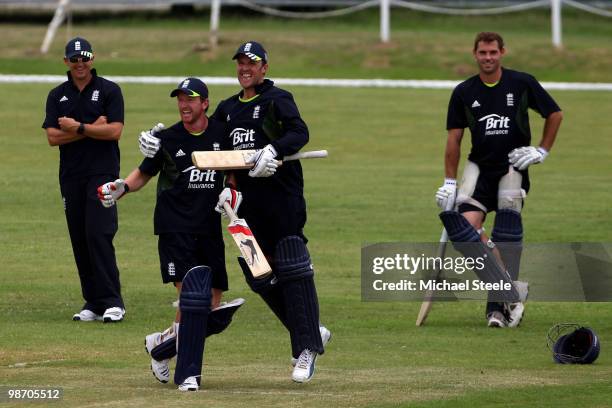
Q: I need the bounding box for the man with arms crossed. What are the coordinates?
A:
[43,37,126,323]
[99,78,243,391]
[436,32,563,327]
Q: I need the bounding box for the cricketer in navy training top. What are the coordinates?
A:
[98,77,244,392]
[436,32,563,328]
[137,42,332,384]
[212,41,331,383]
[42,37,126,323]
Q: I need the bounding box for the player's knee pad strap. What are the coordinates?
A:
[179,266,212,314]
[491,209,523,242]
[274,236,314,283]
[439,211,481,243]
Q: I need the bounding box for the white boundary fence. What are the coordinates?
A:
[209,0,612,48]
[41,0,612,53]
[2,74,611,91]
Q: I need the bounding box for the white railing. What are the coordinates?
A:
[211,0,611,48]
[41,0,612,53]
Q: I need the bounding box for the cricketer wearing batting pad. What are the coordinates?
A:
[43,37,126,323]
[98,78,244,391]
[437,32,562,328]
[212,41,329,383]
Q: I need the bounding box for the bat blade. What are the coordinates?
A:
[415,235,447,326]
[223,203,272,278]
[192,150,257,170]
[416,200,454,326]
[192,150,328,170]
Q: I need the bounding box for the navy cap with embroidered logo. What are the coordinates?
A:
[232,41,268,63]
[65,37,93,59]
[170,77,209,98]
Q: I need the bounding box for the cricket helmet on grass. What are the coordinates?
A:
[547,323,600,364]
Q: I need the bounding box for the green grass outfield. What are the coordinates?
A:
[0,81,611,407]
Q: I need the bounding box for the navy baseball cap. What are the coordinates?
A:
[170,77,209,98]
[65,37,93,59]
[232,41,268,63]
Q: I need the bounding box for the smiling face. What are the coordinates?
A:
[176,93,208,126]
[473,40,505,76]
[64,55,94,83]
[236,54,267,97]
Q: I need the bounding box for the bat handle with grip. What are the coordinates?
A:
[223,201,238,223]
[280,150,328,164]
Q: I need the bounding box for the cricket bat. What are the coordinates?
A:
[192,150,328,170]
[222,202,272,279]
[415,228,449,326]
[415,199,454,326]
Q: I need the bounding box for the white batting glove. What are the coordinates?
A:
[246,144,280,178]
[97,179,126,208]
[138,123,165,158]
[435,178,457,210]
[215,187,243,216]
[508,146,548,171]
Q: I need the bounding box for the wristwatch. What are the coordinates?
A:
[77,123,85,135]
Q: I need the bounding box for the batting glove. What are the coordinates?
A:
[215,187,243,216]
[97,179,127,208]
[435,178,457,210]
[246,144,280,178]
[138,123,165,158]
[508,146,548,171]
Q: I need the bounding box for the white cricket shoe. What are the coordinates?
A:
[292,349,317,383]
[72,309,102,322]
[487,311,508,328]
[505,302,525,328]
[291,326,331,367]
[178,376,199,392]
[102,307,125,323]
[151,359,170,384]
[145,332,170,383]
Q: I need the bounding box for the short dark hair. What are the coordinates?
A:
[473,32,504,52]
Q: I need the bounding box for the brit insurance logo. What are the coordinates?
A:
[230,127,256,149]
[182,166,217,189]
[478,114,510,136]
[91,90,99,102]
[168,262,175,276]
